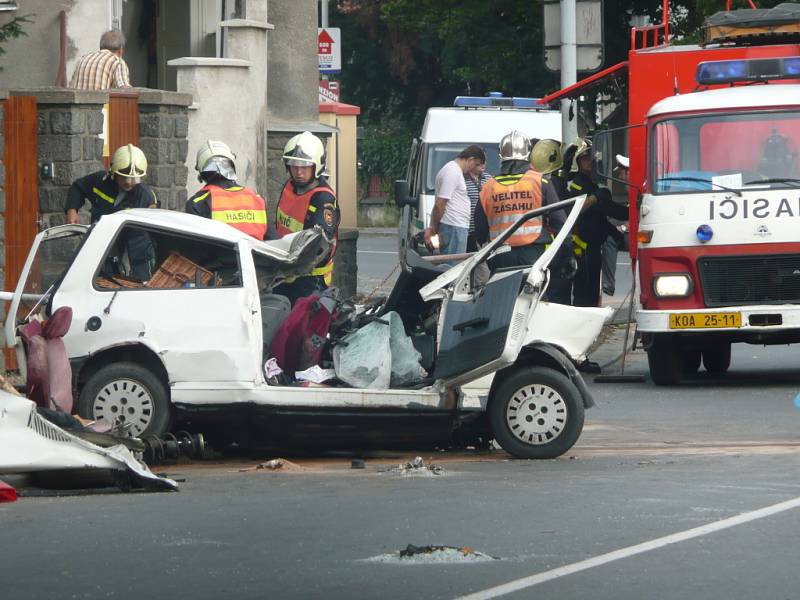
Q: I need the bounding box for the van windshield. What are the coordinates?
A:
[423,143,501,194]
[652,109,800,193]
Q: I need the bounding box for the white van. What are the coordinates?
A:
[405,94,562,231]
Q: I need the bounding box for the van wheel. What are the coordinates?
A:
[488,367,584,459]
[702,342,731,375]
[78,362,170,438]
[647,334,682,386]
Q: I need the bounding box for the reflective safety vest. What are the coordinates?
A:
[480,170,543,246]
[203,184,267,240]
[276,181,337,284]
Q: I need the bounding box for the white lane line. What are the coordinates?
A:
[357,250,397,255]
[454,495,800,600]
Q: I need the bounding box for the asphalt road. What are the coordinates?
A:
[3,342,800,599]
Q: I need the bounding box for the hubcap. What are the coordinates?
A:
[91,378,154,436]
[506,383,567,445]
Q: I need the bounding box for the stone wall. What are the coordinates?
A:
[332,228,358,301]
[34,90,107,227]
[136,90,192,211]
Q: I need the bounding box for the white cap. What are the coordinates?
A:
[615,154,629,168]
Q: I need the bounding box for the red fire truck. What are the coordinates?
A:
[542,1,800,384]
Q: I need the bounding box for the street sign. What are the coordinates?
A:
[319,79,340,103]
[318,27,341,74]
[543,0,604,73]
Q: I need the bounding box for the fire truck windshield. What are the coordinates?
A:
[651,109,800,194]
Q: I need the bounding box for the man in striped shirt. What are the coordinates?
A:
[69,30,131,90]
[465,153,491,251]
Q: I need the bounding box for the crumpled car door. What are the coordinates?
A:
[4,225,88,377]
[420,195,587,387]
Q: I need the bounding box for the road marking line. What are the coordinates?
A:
[454,495,800,600]
[357,250,397,255]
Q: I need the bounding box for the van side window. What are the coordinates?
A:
[93,225,242,290]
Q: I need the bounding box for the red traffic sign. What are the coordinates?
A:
[318,28,341,73]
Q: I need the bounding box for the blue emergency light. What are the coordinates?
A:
[696,224,714,243]
[696,56,800,85]
[453,92,545,108]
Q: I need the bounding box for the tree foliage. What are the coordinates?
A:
[0,14,33,60]
[332,0,788,177]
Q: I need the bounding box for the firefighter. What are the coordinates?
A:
[186,140,268,240]
[530,138,574,304]
[65,143,156,280]
[564,138,628,308]
[474,130,566,270]
[273,131,340,305]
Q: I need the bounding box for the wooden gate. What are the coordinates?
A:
[103,91,140,168]
[3,95,39,368]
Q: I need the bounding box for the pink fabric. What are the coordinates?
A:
[18,308,74,411]
[270,294,334,376]
[45,338,73,413]
[42,306,72,339]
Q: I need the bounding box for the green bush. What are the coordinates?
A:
[359,126,413,198]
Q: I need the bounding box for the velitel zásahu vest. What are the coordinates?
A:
[276,182,337,284]
[480,170,543,246]
[203,184,267,240]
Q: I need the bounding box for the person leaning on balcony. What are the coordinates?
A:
[186,140,268,241]
[65,144,157,279]
[69,30,132,90]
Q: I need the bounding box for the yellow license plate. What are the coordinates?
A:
[669,312,742,329]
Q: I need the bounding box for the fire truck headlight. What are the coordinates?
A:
[653,274,693,298]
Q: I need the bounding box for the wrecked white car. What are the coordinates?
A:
[4,198,609,459]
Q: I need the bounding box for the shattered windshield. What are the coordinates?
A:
[16,229,87,323]
[652,109,800,194]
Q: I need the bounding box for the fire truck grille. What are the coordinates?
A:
[698,254,800,307]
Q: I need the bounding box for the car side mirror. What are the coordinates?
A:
[394,180,416,208]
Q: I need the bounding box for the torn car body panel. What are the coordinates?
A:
[0,392,177,491]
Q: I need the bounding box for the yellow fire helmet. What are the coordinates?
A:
[530,139,563,175]
[195,140,237,180]
[570,138,592,173]
[283,131,326,178]
[111,143,147,179]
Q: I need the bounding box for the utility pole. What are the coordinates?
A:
[560,0,578,144]
[320,0,329,28]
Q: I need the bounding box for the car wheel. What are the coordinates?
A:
[702,342,731,375]
[78,362,170,438]
[682,347,701,374]
[488,367,584,459]
[647,334,682,386]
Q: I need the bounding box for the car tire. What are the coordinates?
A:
[78,362,170,438]
[488,367,584,459]
[702,342,731,375]
[647,334,682,386]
